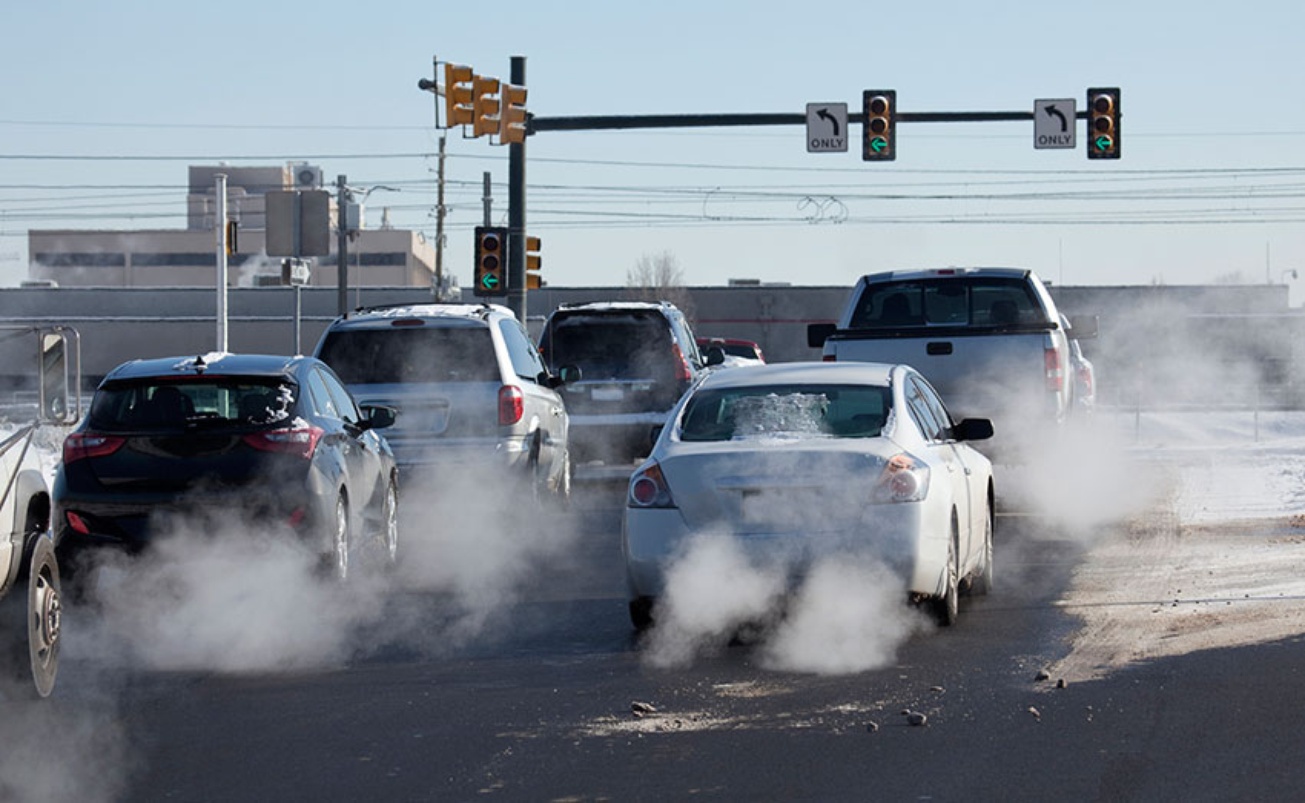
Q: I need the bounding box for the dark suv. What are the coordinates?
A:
[538,301,716,465]
[314,303,572,501]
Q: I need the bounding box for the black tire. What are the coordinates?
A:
[324,493,350,583]
[969,504,994,597]
[930,522,960,627]
[378,479,398,569]
[2,536,62,698]
[629,597,655,631]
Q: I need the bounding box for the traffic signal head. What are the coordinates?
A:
[444,64,474,128]
[1086,87,1121,160]
[473,226,508,296]
[863,90,897,162]
[500,84,528,145]
[524,235,543,289]
[472,76,501,138]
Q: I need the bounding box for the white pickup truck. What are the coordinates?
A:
[0,326,79,698]
[809,268,1092,457]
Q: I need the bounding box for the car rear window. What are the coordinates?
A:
[679,384,891,441]
[316,327,500,384]
[544,313,675,380]
[88,379,295,432]
[849,277,1044,329]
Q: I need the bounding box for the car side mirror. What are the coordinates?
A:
[1067,314,1099,340]
[361,404,397,430]
[808,322,837,348]
[952,418,994,442]
[704,346,725,367]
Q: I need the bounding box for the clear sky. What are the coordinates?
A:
[4,1,1304,295]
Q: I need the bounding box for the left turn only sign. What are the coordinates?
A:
[806,103,848,153]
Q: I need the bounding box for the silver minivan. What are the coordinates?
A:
[314,303,571,501]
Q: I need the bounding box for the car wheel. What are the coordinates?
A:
[969,505,994,597]
[325,493,350,583]
[629,597,655,631]
[930,523,960,627]
[380,479,399,568]
[2,535,62,698]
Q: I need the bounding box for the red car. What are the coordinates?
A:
[696,337,766,366]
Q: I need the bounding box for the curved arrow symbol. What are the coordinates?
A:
[816,108,841,137]
[1042,104,1068,132]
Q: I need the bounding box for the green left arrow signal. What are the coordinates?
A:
[1093,134,1114,152]
[870,136,889,154]
[480,274,500,290]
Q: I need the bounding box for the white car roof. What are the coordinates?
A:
[697,360,896,390]
[860,267,1031,283]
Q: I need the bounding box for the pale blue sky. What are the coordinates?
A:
[4,1,1304,293]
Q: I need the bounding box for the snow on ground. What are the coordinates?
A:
[1045,409,1305,681]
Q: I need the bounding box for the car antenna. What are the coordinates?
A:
[193,355,207,374]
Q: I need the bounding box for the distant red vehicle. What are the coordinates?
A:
[696,337,766,366]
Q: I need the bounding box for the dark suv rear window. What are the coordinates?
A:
[89,379,294,432]
[317,327,499,384]
[543,313,675,381]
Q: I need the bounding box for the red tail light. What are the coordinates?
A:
[872,453,930,503]
[62,432,126,464]
[498,385,524,426]
[671,344,692,382]
[1045,346,1064,392]
[629,461,675,508]
[822,354,836,362]
[242,426,324,459]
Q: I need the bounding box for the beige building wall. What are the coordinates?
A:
[27,164,437,289]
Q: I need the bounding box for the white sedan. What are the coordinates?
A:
[622,361,995,630]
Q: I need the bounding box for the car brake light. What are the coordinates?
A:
[822,354,836,362]
[241,426,324,459]
[671,344,692,382]
[873,453,930,503]
[62,432,126,464]
[65,511,92,535]
[498,385,524,426]
[629,461,675,508]
[1045,346,1064,392]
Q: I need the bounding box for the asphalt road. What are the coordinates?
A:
[8,478,1305,802]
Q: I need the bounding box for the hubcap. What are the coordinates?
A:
[32,570,61,662]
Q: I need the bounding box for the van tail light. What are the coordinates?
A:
[1045,345,1064,392]
[671,344,692,382]
[62,432,126,464]
[822,353,836,362]
[242,426,324,459]
[498,385,524,426]
[872,453,930,503]
[629,461,675,508]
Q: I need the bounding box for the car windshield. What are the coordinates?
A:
[679,383,891,441]
[88,379,295,432]
[317,327,500,383]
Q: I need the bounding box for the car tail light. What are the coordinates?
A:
[241,426,324,459]
[671,344,692,382]
[822,353,836,362]
[62,432,126,464]
[498,385,524,426]
[629,461,675,508]
[65,511,92,535]
[1077,364,1094,397]
[872,453,930,503]
[1045,345,1064,393]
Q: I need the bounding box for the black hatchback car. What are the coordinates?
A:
[53,354,399,582]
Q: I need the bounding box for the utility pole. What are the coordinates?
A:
[214,173,228,351]
[336,174,349,317]
[482,172,492,225]
[435,133,447,298]
[507,55,527,321]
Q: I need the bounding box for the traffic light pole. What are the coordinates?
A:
[507,55,527,322]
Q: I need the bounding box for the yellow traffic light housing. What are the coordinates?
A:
[500,84,528,145]
[443,64,474,128]
[1086,87,1121,160]
[862,90,897,162]
[524,235,543,289]
[474,226,508,296]
[472,76,501,138]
